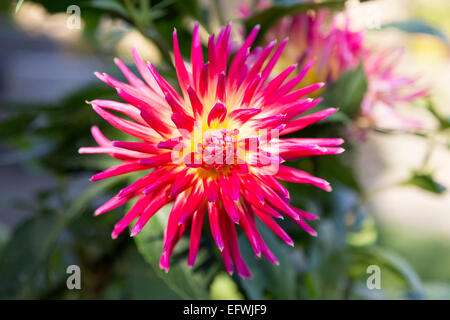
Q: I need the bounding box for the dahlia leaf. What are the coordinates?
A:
[210,273,244,300]
[89,0,130,19]
[133,203,219,299]
[321,64,367,119]
[403,172,446,195]
[317,154,361,191]
[426,100,450,131]
[238,222,297,300]
[0,177,123,298]
[382,19,449,44]
[350,246,425,299]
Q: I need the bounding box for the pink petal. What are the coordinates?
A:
[112,141,160,154]
[276,165,332,192]
[253,206,294,246]
[281,108,338,136]
[220,188,240,223]
[187,86,204,117]
[203,178,219,202]
[171,113,196,133]
[111,194,153,239]
[207,102,227,127]
[188,202,207,267]
[130,185,171,236]
[139,152,174,167]
[219,173,240,201]
[172,29,191,94]
[208,202,224,251]
[91,161,149,182]
[191,22,203,90]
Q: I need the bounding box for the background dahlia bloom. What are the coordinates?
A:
[360,50,428,132]
[266,10,364,86]
[265,9,428,132]
[79,23,344,278]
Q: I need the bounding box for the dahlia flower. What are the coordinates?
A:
[263,8,428,132]
[79,23,344,278]
[266,10,363,86]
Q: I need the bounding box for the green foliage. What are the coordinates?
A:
[350,246,425,299]
[402,172,446,195]
[0,177,125,299]
[89,0,130,19]
[0,84,118,173]
[321,64,368,119]
[100,246,180,299]
[426,100,450,131]
[238,223,297,300]
[210,273,244,300]
[382,19,449,44]
[134,204,220,299]
[379,224,450,284]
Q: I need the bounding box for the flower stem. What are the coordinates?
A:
[123,0,173,66]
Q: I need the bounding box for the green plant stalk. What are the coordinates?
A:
[123,0,173,66]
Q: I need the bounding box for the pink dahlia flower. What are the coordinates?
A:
[265,8,428,132]
[360,50,428,132]
[79,23,344,278]
[266,10,364,86]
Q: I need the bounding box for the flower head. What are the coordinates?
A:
[359,49,429,132]
[265,8,428,132]
[79,23,344,278]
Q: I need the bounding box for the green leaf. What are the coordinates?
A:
[134,204,218,299]
[350,246,425,299]
[0,223,11,255]
[317,152,361,191]
[210,273,244,300]
[382,19,449,43]
[402,172,446,194]
[238,223,297,299]
[321,64,367,118]
[426,100,450,130]
[0,83,117,173]
[243,0,348,43]
[88,0,130,19]
[347,216,377,247]
[101,246,180,299]
[0,177,122,298]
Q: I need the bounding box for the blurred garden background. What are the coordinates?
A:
[0,0,449,299]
